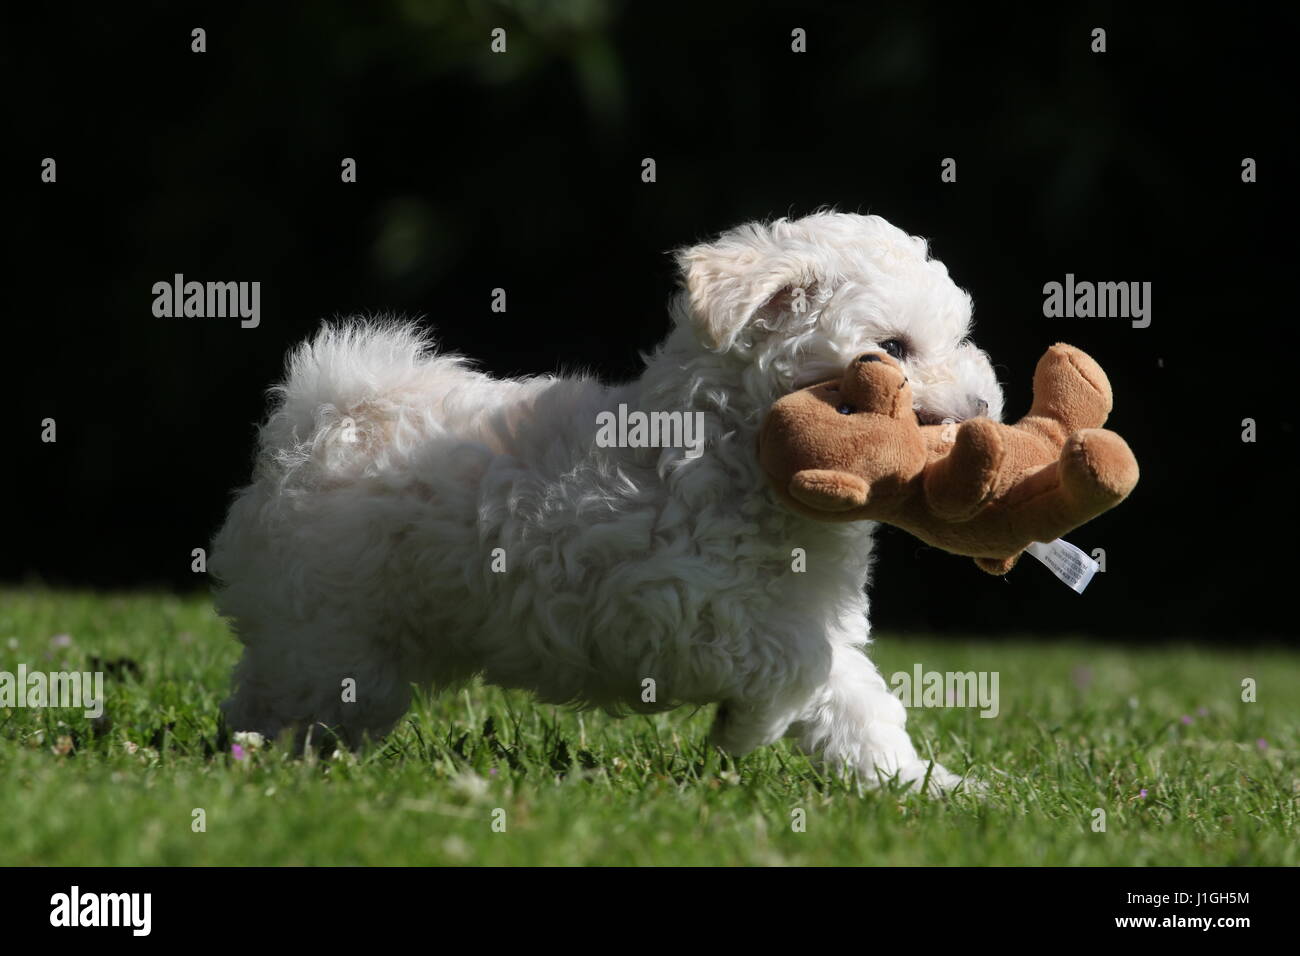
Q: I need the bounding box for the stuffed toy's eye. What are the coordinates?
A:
[881,338,907,360]
[837,404,856,415]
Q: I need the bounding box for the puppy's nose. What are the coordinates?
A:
[857,354,883,364]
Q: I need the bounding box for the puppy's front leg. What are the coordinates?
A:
[786,644,970,793]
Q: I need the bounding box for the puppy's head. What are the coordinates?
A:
[673,211,1003,425]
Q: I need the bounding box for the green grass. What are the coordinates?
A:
[0,589,1296,865]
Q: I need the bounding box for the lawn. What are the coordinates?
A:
[0,589,1295,866]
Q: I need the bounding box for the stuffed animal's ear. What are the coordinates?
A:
[674,224,830,351]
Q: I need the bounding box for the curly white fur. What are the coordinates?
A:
[211,211,1002,792]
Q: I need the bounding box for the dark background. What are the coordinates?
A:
[6,2,1296,641]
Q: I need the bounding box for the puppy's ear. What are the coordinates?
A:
[675,225,828,351]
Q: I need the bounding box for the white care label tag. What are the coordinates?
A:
[1026,539,1099,594]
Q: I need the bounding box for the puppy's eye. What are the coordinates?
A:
[880,338,908,360]
[837,404,856,415]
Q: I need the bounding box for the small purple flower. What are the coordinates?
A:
[231,744,246,760]
[50,633,72,648]
[1181,715,1193,725]
[1138,788,1148,798]
[1257,738,1268,751]
[1197,706,1209,717]
[489,767,498,776]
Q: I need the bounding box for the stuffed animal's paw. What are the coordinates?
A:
[1030,344,1113,433]
[974,554,1020,575]
[1060,428,1139,513]
[923,417,1005,521]
[788,469,869,511]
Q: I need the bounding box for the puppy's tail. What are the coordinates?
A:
[252,317,469,488]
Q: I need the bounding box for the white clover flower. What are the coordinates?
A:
[232,731,265,751]
[449,771,490,801]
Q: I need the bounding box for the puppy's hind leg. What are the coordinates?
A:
[221,621,414,753]
[709,698,806,759]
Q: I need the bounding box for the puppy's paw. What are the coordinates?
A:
[890,759,985,796]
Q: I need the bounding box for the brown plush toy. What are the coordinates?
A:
[758,344,1139,574]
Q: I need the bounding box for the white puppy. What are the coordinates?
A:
[211,211,1002,791]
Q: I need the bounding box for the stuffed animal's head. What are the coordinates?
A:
[758,342,1141,577]
[758,351,928,518]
